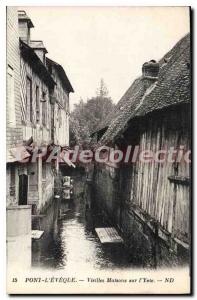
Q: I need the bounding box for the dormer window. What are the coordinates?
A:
[29,40,48,65]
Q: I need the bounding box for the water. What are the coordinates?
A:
[32,180,188,271]
[32,193,134,271]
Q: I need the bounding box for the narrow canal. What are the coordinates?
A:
[31,174,185,271]
[32,188,134,271]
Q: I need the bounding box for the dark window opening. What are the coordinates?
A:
[42,92,47,126]
[26,77,33,122]
[36,86,40,122]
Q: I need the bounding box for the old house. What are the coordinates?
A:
[6,7,32,268]
[7,9,74,232]
[7,7,23,208]
[92,34,191,265]
[46,57,74,148]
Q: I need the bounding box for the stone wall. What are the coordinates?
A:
[93,164,117,224]
[7,205,31,236]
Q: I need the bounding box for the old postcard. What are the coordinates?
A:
[6,6,191,294]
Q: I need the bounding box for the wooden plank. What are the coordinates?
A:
[31,214,46,218]
[95,227,123,244]
[31,230,44,240]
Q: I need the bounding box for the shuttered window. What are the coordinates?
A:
[26,76,33,122]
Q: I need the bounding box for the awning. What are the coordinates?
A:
[7,146,31,163]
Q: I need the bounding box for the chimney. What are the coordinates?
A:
[142,60,159,80]
[18,10,34,45]
[29,41,48,65]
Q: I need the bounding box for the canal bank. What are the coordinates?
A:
[31,175,133,271]
[31,168,188,271]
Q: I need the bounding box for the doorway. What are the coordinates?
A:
[19,174,28,205]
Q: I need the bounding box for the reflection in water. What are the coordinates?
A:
[33,176,184,270]
[32,193,133,271]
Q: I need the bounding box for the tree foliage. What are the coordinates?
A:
[69,79,115,147]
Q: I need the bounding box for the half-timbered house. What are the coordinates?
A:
[46,57,74,147]
[6,10,74,232]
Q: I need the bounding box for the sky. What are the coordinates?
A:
[19,6,190,110]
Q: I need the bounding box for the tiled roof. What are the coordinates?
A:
[98,33,190,146]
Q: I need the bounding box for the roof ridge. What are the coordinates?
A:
[97,33,190,145]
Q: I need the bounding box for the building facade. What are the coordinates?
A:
[6,8,74,231]
[46,57,74,147]
[6,7,23,208]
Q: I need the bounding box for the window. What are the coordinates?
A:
[26,76,33,122]
[58,107,62,128]
[36,86,40,123]
[42,163,46,180]
[42,92,47,126]
[7,65,16,127]
[10,165,16,197]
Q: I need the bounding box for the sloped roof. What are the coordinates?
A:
[98,33,190,145]
[29,40,48,53]
[20,40,56,89]
[46,57,74,93]
[92,77,143,135]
